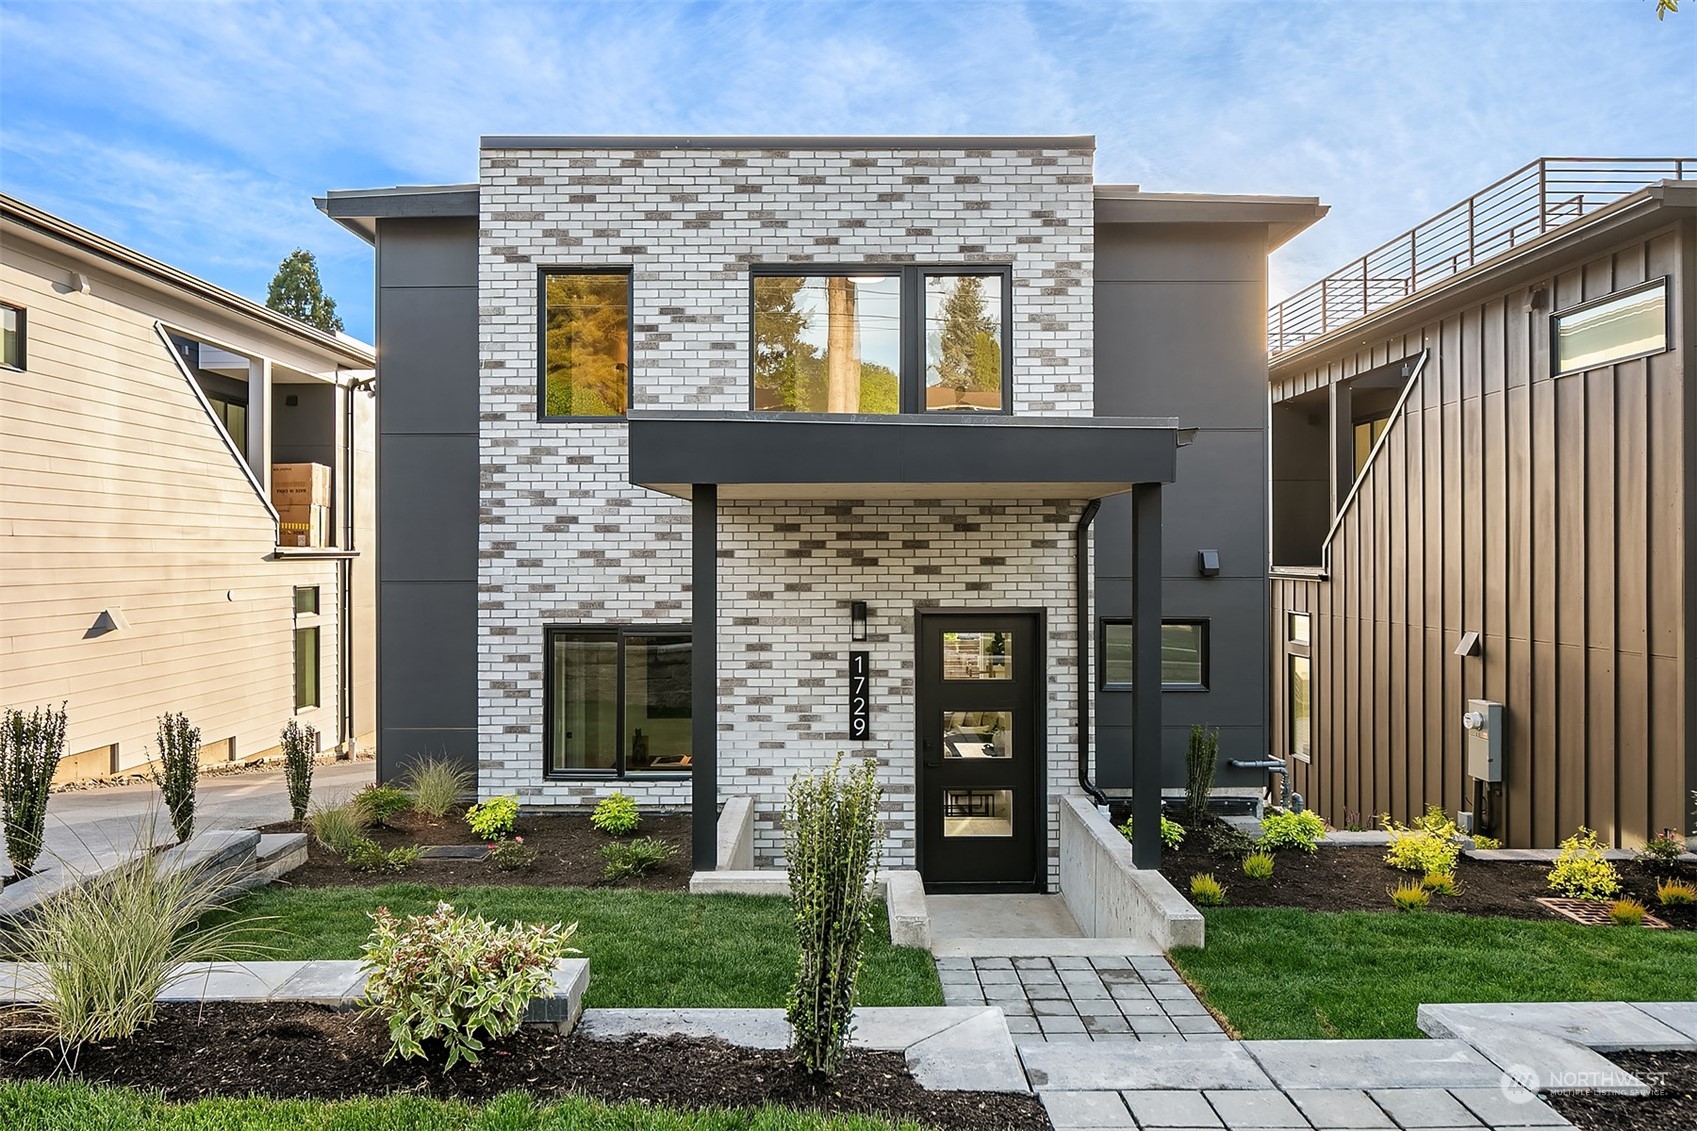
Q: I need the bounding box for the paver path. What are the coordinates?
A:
[1040,1083,1575,1129]
[938,954,1226,1043]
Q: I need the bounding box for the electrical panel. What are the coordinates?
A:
[1462,699,1504,783]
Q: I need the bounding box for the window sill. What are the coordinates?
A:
[272,547,360,561]
[1100,685,1210,694]
[543,772,693,783]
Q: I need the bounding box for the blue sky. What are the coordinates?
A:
[2,0,1693,342]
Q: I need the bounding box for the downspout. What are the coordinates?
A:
[340,378,356,756]
[1075,499,1108,806]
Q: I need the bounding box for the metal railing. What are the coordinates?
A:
[1269,158,1695,358]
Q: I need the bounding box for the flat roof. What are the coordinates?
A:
[1094,189,1329,250]
[480,134,1096,151]
[316,184,479,244]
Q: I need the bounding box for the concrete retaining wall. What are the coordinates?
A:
[1058,796,1204,951]
[717,796,754,871]
[689,868,931,949]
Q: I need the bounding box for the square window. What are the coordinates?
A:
[1,303,24,370]
[293,625,320,711]
[546,627,691,777]
[540,270,630,419]
[1288,612,1310,646]
[1099,620,1208,691]
[294,586,320,616]
[1552,278,1668,376]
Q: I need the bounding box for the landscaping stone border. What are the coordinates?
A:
[1057,797,1204,950]
[688,868,931,949]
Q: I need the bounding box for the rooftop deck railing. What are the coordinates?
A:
[1269,157,1695,358]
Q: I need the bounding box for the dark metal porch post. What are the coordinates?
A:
[1131,481,1164,869]
[692,484,719,870]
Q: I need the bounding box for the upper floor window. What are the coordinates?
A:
[1552,277,1668,377]
[540,268,630,419]
[752,265,1010,415]
[2,303,25,370]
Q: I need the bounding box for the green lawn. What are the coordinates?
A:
[206,886,941,1009]
[1170,907,1697,1040]
[0,1082,941,1131]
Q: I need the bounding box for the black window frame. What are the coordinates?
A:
[1549,275,1671,378]
[293,624,321,712]
[543,623,693,780]
[1096,618,1210,692]
[747,263,1015,416]
[537,265,635,423]
[1,302,25,371]
[1285,613,1312,763]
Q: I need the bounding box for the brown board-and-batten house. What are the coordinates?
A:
[1268,159,1697,848]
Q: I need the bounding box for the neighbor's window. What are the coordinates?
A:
[1286,612,1311,762]
[1099,620,1208,691]
[1353,416,1389,478]
[1552,278,1668,376]
[752,266,1010,414]
[206,393,248,460]
[546,626,691,776]
[293,625,320,711]
[541,269,630,419]
[294,586,320,616]
[1,303,24,370]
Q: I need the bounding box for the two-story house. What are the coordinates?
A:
[320,136,1324,890]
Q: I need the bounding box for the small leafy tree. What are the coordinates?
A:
[1185,724,1219,826]
[281,719,319,823]
[150,713,200,844]
[266,249,344,333]
[785,754,882,1078]
[1,703,68,877]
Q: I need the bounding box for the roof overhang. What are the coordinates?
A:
[1094,188,1329,252]
[627,414,1180,501]
[314,184,480,245]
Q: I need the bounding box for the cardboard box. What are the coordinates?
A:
[277,503,331,548]
[271,462,332,507]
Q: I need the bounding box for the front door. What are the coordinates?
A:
[916,612,1042,891]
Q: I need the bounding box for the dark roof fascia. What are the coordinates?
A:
[314,185,480,246]
[1094,190,1330,252]
[480,135,1096,152]
[1269,180,1696,378]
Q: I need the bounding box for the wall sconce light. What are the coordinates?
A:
[1197,549,1221,578]
[850,600,868,642]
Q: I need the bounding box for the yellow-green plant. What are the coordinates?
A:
[308,797,370,856]
[360,901,576,1069]
[1242,851,1275,879]
[402,757,470,821]
[346,839,421,874]
[280,720,319,823]
[590,791,641,836]
[466,795,519,840]
[600,836,673,881]
[1472,834,1504,850]
[1389,881,1431,911]
[150,712,200,844]
[1258,809,1326,853]
[1190,873,1226,905]
[1119,814,1186,850]
[1383,805,1461,875]
[1656,878,1696,906]
[1421,871,1459,895]
[1547,826,1622,901]
[785,755,882,1078]
[1,702,68,877]
[1608,898,1648,927]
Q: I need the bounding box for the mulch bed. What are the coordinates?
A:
[260,809,694,891]
[1549,1051,1697,1131]
[1159,828,1697,930]
[0,1002,1049,1130]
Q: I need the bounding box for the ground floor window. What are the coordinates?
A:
[1286,612,1311,762]
[1098,619,1208,691]
[293,625,320,710]
[545,626,691,776]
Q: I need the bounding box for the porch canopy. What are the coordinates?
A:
[627,412,1180,871]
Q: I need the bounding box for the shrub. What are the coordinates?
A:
[280,720,318,824]
[357,783,413,825]
[1384,806,1461,875]
[1421,871,1460,895]
[466,795,519,840]
[1608,898,1648,927]
[150,713,200,844]
[785,755,882,1079]
[1472,834,1504,850]
[590,792,642,836]
[1389,881,1431,911]
[1258,808,1326,853]
[1189,873,1226,906]
[1242,851,1275,879]
[360,901,576,1069]
[489,836,537,871]
[401,757,471,821]
[1547,826,1622,901]
[1,702,68,877]
[1656,878,1695,907]
[1638,832,1686,873]
[308,797,370,856]
[1203,821,1257,857]
[1184,724,1219,826]
[346,838,420,874]
[18,840,256,1051]
[599,836,673,881]
[1119,814,1186,850]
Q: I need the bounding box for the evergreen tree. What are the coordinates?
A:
[266,249,344,333]
[934,276,1000,395]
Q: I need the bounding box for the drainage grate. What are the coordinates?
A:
[1536,897,1669,929]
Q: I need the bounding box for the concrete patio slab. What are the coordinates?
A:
[1630,1001,1697,1043]
[1020,1041,1275,1091]
[271,960,368,1006]
[1284,1088,1396,1128]
[158,960,303,1002]
[1367,1087,1483,1128]
[1119,1089,1223,1128]
[928,893,1083,939]
[579,1007,790,1048]
[1449,1086,1575,1128]
[1417,1001,1693,1052]
[931,937,1164,958]
[1041,1089,1136,1129]
[1419,1018,1650,1095]
[904,1007,1028,1092]
[158,829,259,881]
[1244,1039,1500,1090]
[1204,1088,1309,1127]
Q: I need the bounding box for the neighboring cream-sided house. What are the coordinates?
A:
[0,195,377,783]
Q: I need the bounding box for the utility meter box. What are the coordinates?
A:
[1463,699,1504,783]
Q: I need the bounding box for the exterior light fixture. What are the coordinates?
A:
[850,600,868,642]
[1197,549,1221,577]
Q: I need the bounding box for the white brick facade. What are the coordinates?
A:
[477,142,1098,887]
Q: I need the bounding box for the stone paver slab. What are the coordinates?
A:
[1204,1089,1309,1128]
[1120,1089,1223,1128]
[1433,1019,1649,1095]
[579,1007,790,1049]
[1448,1086,1575,1128]
[1629,1001,1697,1044]
[271,960,367,1006]
[1041,1089,1135,1128]
[904,1007,1029,1093]
[1418,1001,1691,1052]
[1367,1088,1482,1128]
[1285,1089,1395,1128]
[158,961,302,1002]
[1021,1041,1274,1091]
[1245,1039,1500,1090]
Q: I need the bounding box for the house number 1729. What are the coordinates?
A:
[848,651,871,741]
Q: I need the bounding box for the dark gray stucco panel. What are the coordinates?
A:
[375,287,480,433]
